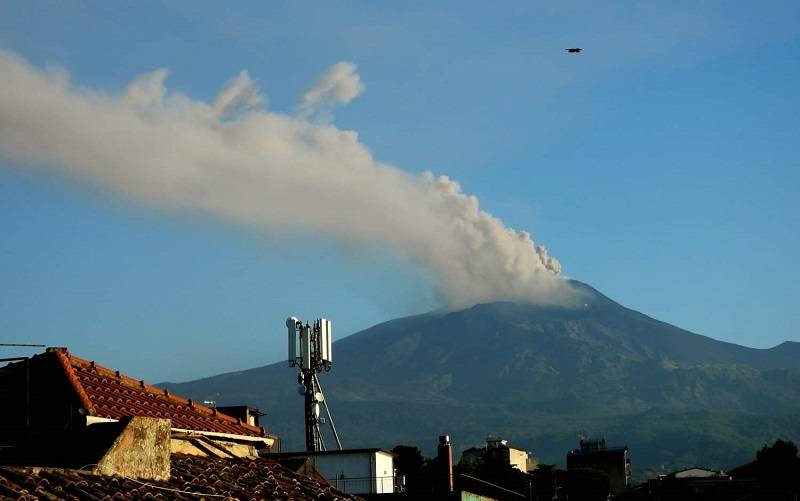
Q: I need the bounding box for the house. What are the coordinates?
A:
[0,348,358,499]
[566,438,630,495]
[266,448,397,495]
[0,347,278,460]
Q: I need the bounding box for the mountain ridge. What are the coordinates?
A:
[162,280,799,478]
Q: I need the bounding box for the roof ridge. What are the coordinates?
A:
[65,352,263,435]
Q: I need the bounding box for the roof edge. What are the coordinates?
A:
[53,350,96,415]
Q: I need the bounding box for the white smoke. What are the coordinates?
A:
[212,70,265,119]
[298,61,364,120]
[0,50,579,308]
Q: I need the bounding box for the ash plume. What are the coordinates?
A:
[0,50,578,308]
[298,61,364,121]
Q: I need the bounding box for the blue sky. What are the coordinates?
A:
[1,1,798,382]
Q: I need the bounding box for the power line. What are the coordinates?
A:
[461,473,526,498]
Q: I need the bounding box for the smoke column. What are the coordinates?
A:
[0,50,578,308]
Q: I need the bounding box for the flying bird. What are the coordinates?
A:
[566,48,582,53]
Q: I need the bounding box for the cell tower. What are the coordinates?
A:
[286,316,342,452]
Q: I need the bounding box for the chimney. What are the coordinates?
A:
[437,435,454,493]
[216,405,264,427]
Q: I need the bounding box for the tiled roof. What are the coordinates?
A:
[0,453,362,500]
[13,349,266,438]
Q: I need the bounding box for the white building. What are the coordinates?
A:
[266,448,396,495]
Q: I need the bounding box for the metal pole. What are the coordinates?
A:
[315,422,326,451]
[303,368,318,451]
[314,373,343,450]
[25,358,30,430]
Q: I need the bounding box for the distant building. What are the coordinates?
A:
[460,446,483,466]
[460,436,537,473]
[626,467,758,500]
[486,437,530,472]
[267,448,397,495]
[668,467,726,479]
[566,438,630,495]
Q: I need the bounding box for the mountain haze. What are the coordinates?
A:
[163,281,800,479]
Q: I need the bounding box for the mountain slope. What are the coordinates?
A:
[162,281,800,478]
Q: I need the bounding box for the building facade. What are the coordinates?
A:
[566,438,630,495]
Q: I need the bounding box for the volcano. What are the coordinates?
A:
[162,281,800,479]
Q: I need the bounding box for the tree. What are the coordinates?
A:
[754,439,800,494]
[392,445,436,494]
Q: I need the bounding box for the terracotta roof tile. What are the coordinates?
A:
[0,454,362,500]
[10,350,267,438]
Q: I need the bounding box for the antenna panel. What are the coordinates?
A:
[325,319,332,363]
[301,325,312,370]
[319,318,329,362]
[287,317,298,363]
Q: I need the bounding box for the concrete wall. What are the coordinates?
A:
[507,448,528,472]
[94,417,171,481]
[373,451,395,493]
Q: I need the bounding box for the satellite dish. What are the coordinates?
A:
[297,385,306,395]
[315,392,325,402]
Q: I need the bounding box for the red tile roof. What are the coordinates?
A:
[0,453,362,500]
[25,350,266,437]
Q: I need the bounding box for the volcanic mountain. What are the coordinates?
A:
[163,281,800,478]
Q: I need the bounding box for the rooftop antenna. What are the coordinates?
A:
[1,343,47,363]
[286,316,342,452]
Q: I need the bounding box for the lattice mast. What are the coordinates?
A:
[286,316,341,452]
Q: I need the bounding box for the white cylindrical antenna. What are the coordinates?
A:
[287,316,299,364]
